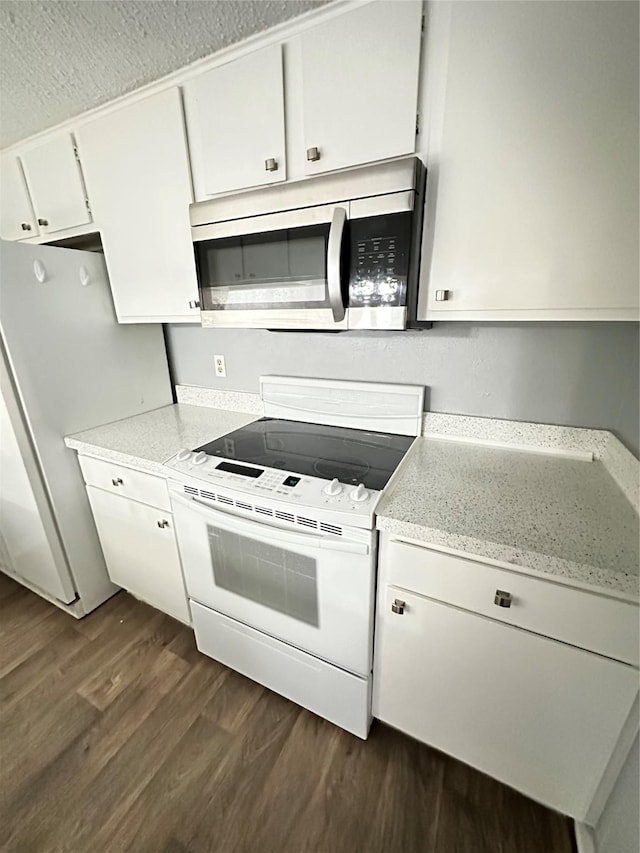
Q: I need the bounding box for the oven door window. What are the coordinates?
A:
[207,524,319,627]
[195,224,330,311]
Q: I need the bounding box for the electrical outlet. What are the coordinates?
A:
[214,354,226,378]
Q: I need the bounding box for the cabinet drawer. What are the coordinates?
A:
[382,537,639,666]
[78,455,170,512]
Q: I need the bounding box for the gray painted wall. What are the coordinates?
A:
[166,322,639,457]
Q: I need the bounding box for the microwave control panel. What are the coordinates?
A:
[349,212,411,307]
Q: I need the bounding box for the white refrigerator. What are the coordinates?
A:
[0,239,172,616]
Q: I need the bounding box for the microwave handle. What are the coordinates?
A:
[327,206,347,322]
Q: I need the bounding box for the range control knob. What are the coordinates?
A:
[323,478,343,496]
[350,483,369,502]
[176,448,192,462]
[192,451,208,465]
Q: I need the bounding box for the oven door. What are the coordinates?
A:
[170,490,375,677]
[192,204,349,329]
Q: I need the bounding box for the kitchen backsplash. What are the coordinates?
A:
[165,321,640,458]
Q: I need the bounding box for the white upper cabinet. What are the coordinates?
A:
[76,89,200,323]
[300,1,423,175]
[185,44,286,199]
[0,155,39,241]
[20,133,92,235]
[420,1,640,320]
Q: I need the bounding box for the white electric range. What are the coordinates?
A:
[164,377,423,738]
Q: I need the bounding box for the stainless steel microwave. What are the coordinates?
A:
[189,156,426,330]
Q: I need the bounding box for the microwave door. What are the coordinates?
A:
[193,204,349,330]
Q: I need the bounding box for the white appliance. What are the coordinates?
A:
[190,157,427,331]
[164,377,424,737]
[0,239,172,615]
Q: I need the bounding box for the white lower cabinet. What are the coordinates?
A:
[373,536,640,820]
[86,484,189,624]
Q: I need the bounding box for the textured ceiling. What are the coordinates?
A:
[0,0,330,149]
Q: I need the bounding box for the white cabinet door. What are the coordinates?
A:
[76,89,200,323]
[421,1,639,320]
[20,133,92,234]
[300,1,423,175]
[373,585,639,821]
[87,485,189,624]
[185,43,286,197]
[0,155,39,241]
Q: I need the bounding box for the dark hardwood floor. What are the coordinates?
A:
[0,572,576,853]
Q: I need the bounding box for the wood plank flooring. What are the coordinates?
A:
[0,572,576,853]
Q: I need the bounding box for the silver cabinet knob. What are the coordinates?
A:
[37,218,49,227]
[391,598,406,615]
[494,589,512,608]
[265,157,278,172]
[435,290,451,302]
[157,519,169,528]
[188,299,200,309]
[21,222,32,231]
[111,478,123,486]
[306,146,320,162]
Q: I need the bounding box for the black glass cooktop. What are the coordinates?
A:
[194,418,415,491]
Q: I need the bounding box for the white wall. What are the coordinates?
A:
[166,321,640,457]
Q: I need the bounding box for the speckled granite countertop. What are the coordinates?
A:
[377,438,639,600]
[64,404,256,474]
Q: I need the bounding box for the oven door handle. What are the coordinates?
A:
[327,206,347,322]
[170,491,370,555]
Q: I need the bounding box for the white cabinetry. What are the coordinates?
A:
[300,0,423,175]
[373,536,640,820]
[79,456,189,624]
[420,0,639,320]
[185,44,286,198]
[0,155,39,240]
[76,89,199,323]
[20,133,92,234]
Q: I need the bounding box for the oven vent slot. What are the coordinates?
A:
[255,506,274,516]
[296,516,318,529]
[235,501,252,511]
[217,495,233,505]
[184,485,198,495]
[200,490,217,501]
[320,522,343,536]
[275,510,295,522]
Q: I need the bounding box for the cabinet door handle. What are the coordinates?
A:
[111,478,123,486]
[306,146,321,162]
[188,299,200,309]
[391,598,405,615]
[157,519,169,529]
[21,222,32,231]
[435,290,451,302]
[494,589,512,608]
[37,218,49,227]
[265,157,278,172]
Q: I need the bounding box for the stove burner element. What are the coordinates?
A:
[312,457,370,485]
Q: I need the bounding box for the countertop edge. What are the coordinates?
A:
[375,517,639,603]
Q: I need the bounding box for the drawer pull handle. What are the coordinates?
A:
[391,598,405,615]
[494,590,512,608]
[157,519,169,529]
[111,478,123,486]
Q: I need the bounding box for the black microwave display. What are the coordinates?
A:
[348,212,412,308]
